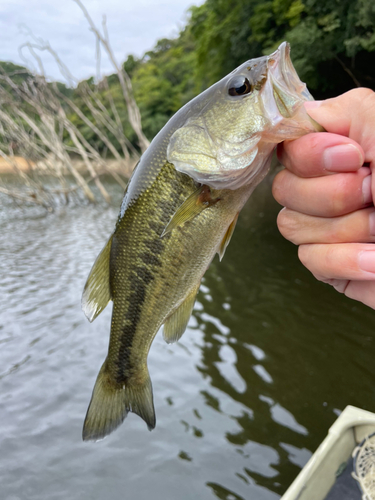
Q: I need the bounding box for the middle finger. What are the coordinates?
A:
[272,166,372,217]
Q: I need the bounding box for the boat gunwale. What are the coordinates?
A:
[281,405,375,500]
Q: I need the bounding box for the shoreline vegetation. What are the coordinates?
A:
[0,0,147,209]
[1,0,374,209]
[0,156,136,177]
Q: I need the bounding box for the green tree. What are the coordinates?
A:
[189,0,375,98]
[130,28,197,139]
[2,0,374,154]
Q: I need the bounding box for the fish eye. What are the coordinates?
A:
[228,76,252,97]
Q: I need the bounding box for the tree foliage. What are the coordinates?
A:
[1,0,374,152]
[66,26,197,149]
[130,28,197,139]
[189,0,375,98]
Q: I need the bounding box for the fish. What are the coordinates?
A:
[81,42,321,441]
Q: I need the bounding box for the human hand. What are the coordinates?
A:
[272,88,375,309]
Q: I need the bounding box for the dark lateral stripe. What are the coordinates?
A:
[113,162,196,384]
[115,240,166,383]
[116,266,153,383]
[144,238,164,255]
[139,251,162,267]
[148,220,165,234]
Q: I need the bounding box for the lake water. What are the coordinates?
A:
[1,177,375,500]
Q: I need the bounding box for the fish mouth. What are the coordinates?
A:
[259,41,321,139]
[266,42,313,119]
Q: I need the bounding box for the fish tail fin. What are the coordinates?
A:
[82,361,155,442]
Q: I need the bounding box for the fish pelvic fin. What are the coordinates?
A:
[82,361,155,442]
[163,283,200,344]
[81,234,113,322]
[161,185,220,237]
[218,213,239,261]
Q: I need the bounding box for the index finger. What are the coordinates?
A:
[277,132,364,178]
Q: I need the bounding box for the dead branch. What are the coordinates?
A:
[0,2,147,209]
[334,55,361,87]
[73,0,150,152]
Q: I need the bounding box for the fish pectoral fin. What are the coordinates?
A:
[82,361,155,441]
[161,185,220,237]
[81,234,113,323]
[163,284,200,344]
[218,213,239,261]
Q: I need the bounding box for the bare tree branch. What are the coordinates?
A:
[334,55,361,87]
[73,0,150,152]
[0,2,148,208]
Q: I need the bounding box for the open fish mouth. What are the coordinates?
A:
[263,42,313,122]
[261,41,319,138]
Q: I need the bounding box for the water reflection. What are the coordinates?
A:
[1,178,375,500]
[191,181,375,496]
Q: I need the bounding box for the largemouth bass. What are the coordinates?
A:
[82,42,320,441]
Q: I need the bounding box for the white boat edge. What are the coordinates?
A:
[281,405,375,500]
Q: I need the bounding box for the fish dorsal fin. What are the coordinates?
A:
[163,284,200,344]
[82,234,113,322]
[161,185,220,237]
[219,213,239,261]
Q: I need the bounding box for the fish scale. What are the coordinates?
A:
[108,162,196,379]
[82,152,251,440]
[81,42,320,441]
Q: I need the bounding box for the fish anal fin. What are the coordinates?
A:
[81,234,113,323]
[219,213,239,261]
[161,185,220,237]
[82,361,155,441]
[163,284,200,344]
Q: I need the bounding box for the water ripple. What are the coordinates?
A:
[1,180,375,500]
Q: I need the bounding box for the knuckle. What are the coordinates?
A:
[277,209,300,244]
[272,170,287,205]
[347,87,374,103]
[298,243,335,276]
[345,88,375,118]
[327,223,342,243]
[328,175,357,215]
[291,134,328,177]
[331,190,347,215]
[298,244,310,268]
[308,133,325,152]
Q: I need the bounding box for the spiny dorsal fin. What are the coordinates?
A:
[219,213,239,261]
[81,234,113,323]
[82,361,155,441]
[161,185,220,237]
[163,284,200,344]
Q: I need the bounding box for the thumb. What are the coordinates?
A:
[304,88,375,168]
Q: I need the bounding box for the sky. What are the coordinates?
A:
[0,0,202,84]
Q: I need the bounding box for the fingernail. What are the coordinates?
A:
[359,250,375,273]
[304,101,322,110]
[370,213,375,235]
[362,175,372,204]
[323,144,364,172]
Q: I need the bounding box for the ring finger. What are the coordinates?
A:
[277,207,375,245]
